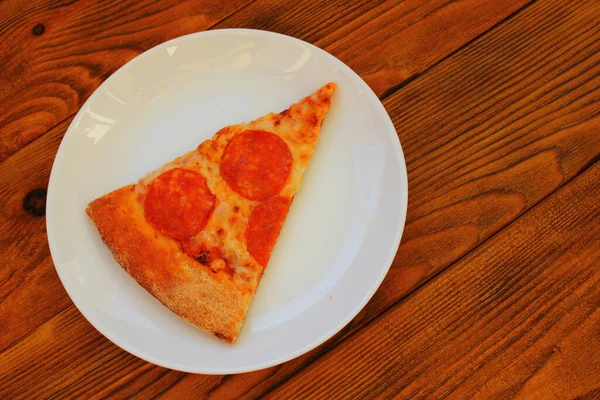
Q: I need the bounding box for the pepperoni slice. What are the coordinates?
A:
[245,196,292,267]
[144,168,215,241]
[220,130,293,201]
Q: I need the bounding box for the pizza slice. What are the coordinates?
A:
[86,82,337,343]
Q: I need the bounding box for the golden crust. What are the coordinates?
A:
[86,83,337,343]
[86,186,252,343]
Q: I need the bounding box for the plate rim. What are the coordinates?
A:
[46,28,408,374]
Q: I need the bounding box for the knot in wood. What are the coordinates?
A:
[23,188,47,217]
[32,24,45,36]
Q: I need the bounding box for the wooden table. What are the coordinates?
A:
[1,0,599,398]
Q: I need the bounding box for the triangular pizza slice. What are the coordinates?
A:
[86,83,337,343]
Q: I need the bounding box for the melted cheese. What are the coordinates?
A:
[135,83,335,291]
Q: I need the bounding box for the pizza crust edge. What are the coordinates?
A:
[86,185,252,343]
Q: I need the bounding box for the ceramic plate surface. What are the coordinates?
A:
[47,29,408,373]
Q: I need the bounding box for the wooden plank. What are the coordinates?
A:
[0,0,530,358]
[2,0,599,397]
[214,0,533,97]
[0,119,72,353]
[0,306,191,399]
[162,0,600,397]
[4,0,597,398]
[0,0,252,162]
[0,0,531,161]
[262,158,600,399]
[0,0,532,380]
[363,0,600,323]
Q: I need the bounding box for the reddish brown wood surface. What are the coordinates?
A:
[1,0,599,398]
[0,0,253,162]
[0,0,530,162]
[264,144,600,400]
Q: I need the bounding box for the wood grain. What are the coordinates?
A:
[0,0,252,162]
[162,0,600,397]
[365,0,600,323]
[0,0,538,397]
[0,0,529,354]
[0,306,192,399]
[0,0,532,162]
[263,156,600,400]
[214,0,533,97]
[0,119,72,353]
[1,0,599,398]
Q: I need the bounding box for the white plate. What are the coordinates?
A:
[47,29,408,374]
